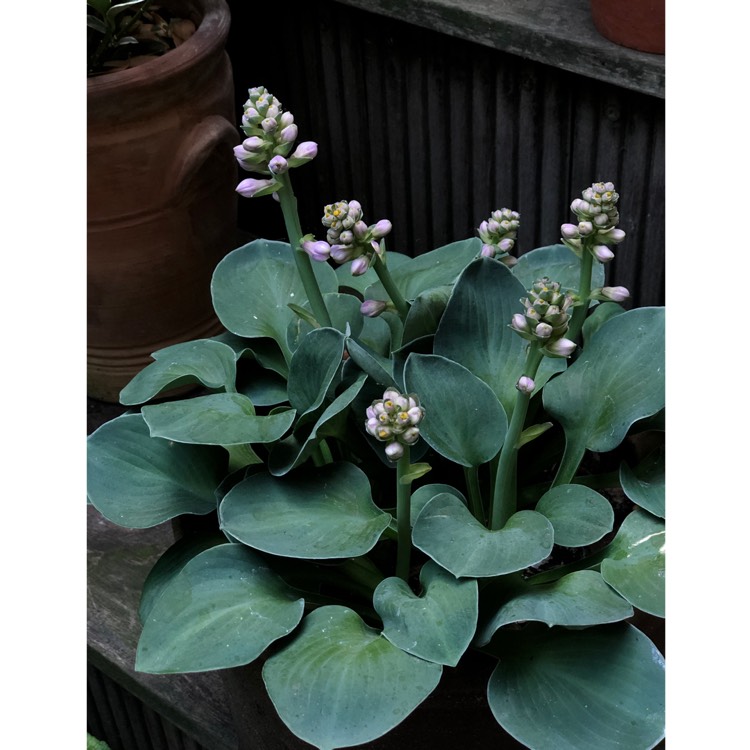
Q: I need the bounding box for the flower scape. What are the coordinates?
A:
[87,86,666,749]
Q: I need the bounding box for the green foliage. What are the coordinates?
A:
[87,87,666,749]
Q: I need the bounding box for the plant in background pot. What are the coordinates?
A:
[88,85,666,750]
[87,0,237,403]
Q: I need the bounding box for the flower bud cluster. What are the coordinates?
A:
[510,277,577,358]
[560,181,626,263]
[234,86,318,199]
[301,199,392,276]
[365,389,424,461]
[478,208,521,266]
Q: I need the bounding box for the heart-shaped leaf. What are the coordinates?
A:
[142,394,295,445]
[286,293,364,349]
[487,623,664,750]
[374,561,478,666]
[263,606,442,749]
[620,446,665,518]
[268,373,367,476]
[534,484,614,547]
[412,493,554,577]
[365,239,481,301]
[600,509,665,617]
[211,240,337,362]
[410,483,467,526]
[345,337,397,388]
[543,307,665,483]
[434,258,565,419]
[138,531,227,623]
[220,462,391,559]
[237,365,289,406]
[119,339,238,405]
[403,353,508,467]
[476,570,633,646]
[87,414,225,528]
[136,544,304,673]
[214,332,290,378]
[511,243,604,296]
[401,285,452,344]
[582,301,626,342]
[287,327,346,415]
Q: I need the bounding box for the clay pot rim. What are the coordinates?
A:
[87,0,230,101]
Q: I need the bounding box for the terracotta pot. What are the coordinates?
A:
[590,0,665,54]
[87,0,238,403]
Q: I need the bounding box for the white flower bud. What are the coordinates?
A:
[608,228,626,244]
[545,338,577,357]
[370,220,392,239]
[592,245,615,263]
[534,322,554,339]
[261,117,278,133]
[511,313,529,332]
[560,223,580,240]
[280,111,295,128]
[601,286,630,302]
[401,427,420,444]
[385,442,404,461]
[578,221,594,236]
[516,376,535,394]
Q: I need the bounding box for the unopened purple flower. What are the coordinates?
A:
[592,245,615,263]
[481,244,495,258]
[236,177,275,198]
[601,286,630,302]
[330,244,354,263]
[516,376,535,395]
[545,338,577,358]
[268,155,289,175]
[498,237,514,252]
[279,124,298,144]
[535,322,553,339]
[608,228,626,244]
[371,219,392,239]
[301,239,332,262]
[290,141,318,161]
[385,442,404,460]
[511,313,529,333]
[351,256,370,276]
[360,299,387,318]
[261,117,278,133]
[280,111,295,128]
[242,136,265,152]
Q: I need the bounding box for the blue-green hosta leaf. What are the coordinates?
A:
[620,445,665,518]
[601,509,665,617]
[357,314,393,357]
[543,307,665,483]
[211,240,337,362]
[410,483,467,525]
[403,353,508,467]
[434,258,565,419]
[141,393,295,446]
[582,301,626,342]
[412,493,553,577]
[119,339,237,406]
[220,461,390,559]
[345,337,396,389]
[374,561,478,666]
[476,570,633,646]
[401,285,452,345]
[213,332,290,378]
[287,327,345,415]
[286,293,364,350]
[534,484,614,547]
[263,606,442,750]
[237,366,288,406]
[512,243,605,296]
[365,239,481,301]
[136,544,304,673]
[487,623,664,750]
[138,531,227,624]
[268,373,367,476]
[87,414,225,528]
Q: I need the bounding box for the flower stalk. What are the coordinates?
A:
[490,345,544,530]
[274,172,332,328]
[396,446,412,581]
[372,253,410,321]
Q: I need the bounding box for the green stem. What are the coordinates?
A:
[566,243,594,344]
[372,254,410,322]
[490,346,544,530]
[464,465,484,524]
[275,172,332,328]
[396,446,412,581]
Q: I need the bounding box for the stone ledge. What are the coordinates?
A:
[330,0,664,98]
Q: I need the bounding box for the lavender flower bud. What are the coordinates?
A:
[242,136,265,152]
[280,111,295,128]
[351,256,370,276]
[534,322,554,339]
[330,244,354,263]
[360,299,387,318]
[353,220,368,239]
[236,177,276,198]
[268,155,289,175]
[481,244,495,258]
[592,245,615,263]
[545,338,577,358]
[560,223,580,239]
[516,376,535,394]
[301,239,332,262]
[608,228,626,244]
[261,117,278,133]
[600,286,630,302]
[385,442,404,461]
[511,313,529,333]
[578,221,594,236]
[279,124,298,144]
[401,427,421,444]
[290,141,318,161]
[370,219,392,239]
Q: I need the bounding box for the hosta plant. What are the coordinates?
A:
[87,85,666,750]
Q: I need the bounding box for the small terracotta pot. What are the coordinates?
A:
[87,0,238,403]
[590,0,665,54]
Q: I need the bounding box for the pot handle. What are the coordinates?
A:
[163,114,239,200]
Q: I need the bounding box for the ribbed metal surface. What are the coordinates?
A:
[88,665,208,750]
[227,0,664,307]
